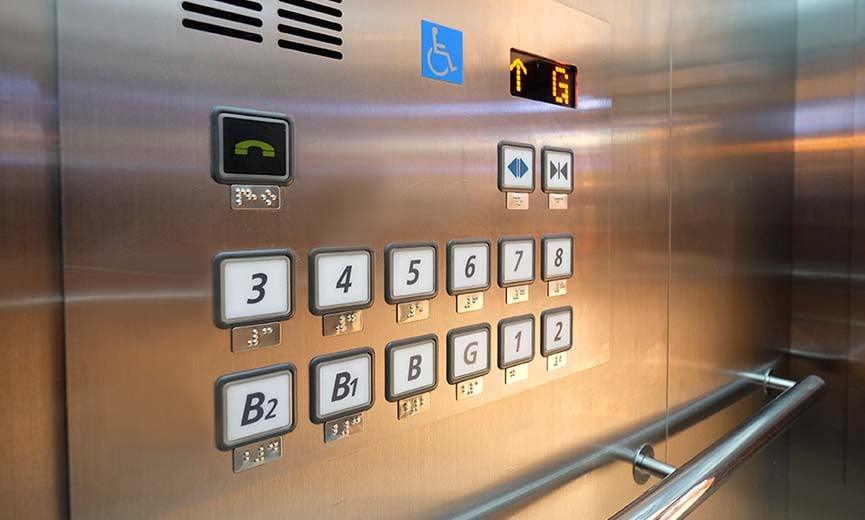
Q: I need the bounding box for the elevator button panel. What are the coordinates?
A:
[385,335,438,402]
[214,251,294,328]
[309,348,374,424]
[309,248,374,315]
[216,364,296,450]
[212,108,293,185]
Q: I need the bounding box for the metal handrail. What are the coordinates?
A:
[609,375,825,520]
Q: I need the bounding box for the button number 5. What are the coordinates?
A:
[386,243,438,304]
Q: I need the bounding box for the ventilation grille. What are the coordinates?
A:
[277,0,344,60]
[182,0,264,43]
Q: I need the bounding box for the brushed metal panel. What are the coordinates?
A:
[57,1,639,518]
[0,0,67,518]
[788,0,865,517]
[668,0,797,518]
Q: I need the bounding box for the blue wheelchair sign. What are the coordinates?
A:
[421,20,463,85]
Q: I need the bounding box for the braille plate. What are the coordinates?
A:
[456,292,484,313]
[231,185,280,210]
[231,322,281,352]
[232,436,282,473]
[506,285,529,304]
[396,300,430,324]
[548,280,568,297]
[324,413,364,443]
[322,310,364,337]
[506,192,530,210]
[456,376,484,400]
[548,193,568,210]
[397,392,431,420]
[504,363,529,384]
[547,352,568,371]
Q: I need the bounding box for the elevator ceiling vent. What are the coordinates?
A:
[276,0,344,60]
[181,0,264,43]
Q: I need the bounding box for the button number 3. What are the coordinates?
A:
[248,273,268,304]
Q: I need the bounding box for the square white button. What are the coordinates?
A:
[216,364,295,450]
[542,147,574,193]
[498,238,535,286]
[448,241,491,294]
[542,235,573,281]
[216,251,292,327]
[541,307,573,355]
[499,142,535,192]
[311,248,373,314]
[498,315,535,368]
[447,325,490,383]
[386,243,438,303]
[386,335,437,401]
[311,349,373,423]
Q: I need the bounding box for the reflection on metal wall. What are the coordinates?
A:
[790,0,865,517]
[667,0,798,518]
[0,0,67,518]
[0,0,815,517]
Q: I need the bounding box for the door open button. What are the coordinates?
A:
[213,108,293,185]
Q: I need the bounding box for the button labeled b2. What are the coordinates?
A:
[216,364,296,450]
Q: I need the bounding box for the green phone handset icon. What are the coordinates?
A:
[234,139,276,158]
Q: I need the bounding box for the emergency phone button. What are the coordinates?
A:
[212,107,293,185]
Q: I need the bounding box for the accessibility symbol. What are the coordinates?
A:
[550,161,569,180]
[508,158,529,178]
[421,20,463,85]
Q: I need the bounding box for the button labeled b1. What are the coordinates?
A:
[310,348,374,423]
[212,107,293,185]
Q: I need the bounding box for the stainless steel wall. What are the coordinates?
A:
[789,0,865,517]
[668,1,798,518]
[0,1,68,519]
[0,0,810,518]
